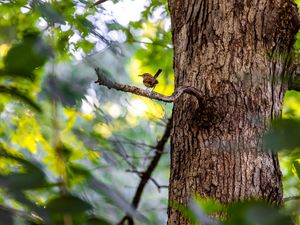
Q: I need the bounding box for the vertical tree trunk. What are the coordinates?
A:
[167,1,299,224]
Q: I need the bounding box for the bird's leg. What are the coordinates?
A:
[150,85,157,92]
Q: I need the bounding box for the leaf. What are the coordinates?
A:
[11,115,45,153]
[46,195,92,214]
[76,16,109,44]
[225,201,294,225]
[77,39,95,53]
[7,191,49,222]
[0,151,46,190]
[32,1,65,24]
[264,118,300,151]
[68,163,92,179]
[0,85,42,112]
[0,171,45,190]
[43,75,90,106]
[188,199,220,225]
[193,196,224,214]
[3,34,52,79]
[293,160,300,180]
[170,201,197,225]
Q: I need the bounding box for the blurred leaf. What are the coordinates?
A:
[107,22,124,31]
[46,195,92,214]
[225,201,294,225]
[264,118,300,151]
[76,16,109,44]
[68,163,92,178]
[0,171,45,190]
[169,200,198,224]
[3,34,52,78]
[293,160,300,180]
[43,75,90,106]
[0,85,42,112]
[32,0,65,24]
[56,143,73,161]
[7,191,49,222]
[193,197,224,214]
[0,151,46,190]
[11,115,45,153]
[188,199,220,225]
[77,39,95,53]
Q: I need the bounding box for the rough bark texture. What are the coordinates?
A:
[167,1,299,224]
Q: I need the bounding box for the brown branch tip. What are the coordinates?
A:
[94,68,203,103]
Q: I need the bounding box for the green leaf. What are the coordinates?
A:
[0,171,45,190]
[0,151,46,190]
[264,118,300,151]
[226,201,294,225]
[107,22,124,31]
[77,39,95,53]
[68,163,92,179]
[3,34,52,78]
[193,196,224,214]
[293,161,300,180]
[169,201,198,224]
[32,1,65,24]
[0,85,42,112]
[46,195,92,214]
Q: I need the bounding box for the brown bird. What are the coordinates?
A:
[138,69,162,90]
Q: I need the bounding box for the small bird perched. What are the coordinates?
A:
[138,69,162,90]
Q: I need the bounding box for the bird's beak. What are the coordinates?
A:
[138,74,143,77]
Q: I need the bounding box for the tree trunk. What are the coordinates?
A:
[167,0,299,224]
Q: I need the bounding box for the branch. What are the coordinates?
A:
[94,68,202,103]
[117,119,172,225]
[126,169,168,191]
[284,196,300,202]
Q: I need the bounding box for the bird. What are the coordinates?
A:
[138,69,162,90]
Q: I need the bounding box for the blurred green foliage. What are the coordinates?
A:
[0,0,172,225]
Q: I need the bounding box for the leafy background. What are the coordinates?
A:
[0,0,300,225]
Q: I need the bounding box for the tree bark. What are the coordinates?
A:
[167,1,300,224]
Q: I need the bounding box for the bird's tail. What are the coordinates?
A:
[154,69,162,79]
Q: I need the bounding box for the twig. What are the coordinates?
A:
[94,68,202,103]
[126,169,168,192]
[117,119,172,225]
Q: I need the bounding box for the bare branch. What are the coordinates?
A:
[126,169,168,192]
[117,118,172,225]
[94,68,202,103]
[284,196,300,202]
